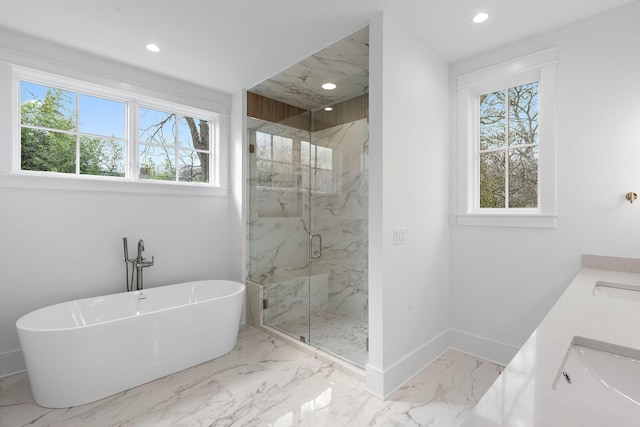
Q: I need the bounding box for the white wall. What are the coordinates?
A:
[229,91,246,284]
[0,30,240,377]
[367,11,450,398]
[450,2,640,364]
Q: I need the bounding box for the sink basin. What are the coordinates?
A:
[593,281,640,302]
[554,337,640,412]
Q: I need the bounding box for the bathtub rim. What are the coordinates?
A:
[16,279,245,333]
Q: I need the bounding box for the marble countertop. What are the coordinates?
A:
[463,257,640,426]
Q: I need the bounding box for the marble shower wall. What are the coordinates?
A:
[247,117,368,322]
[249,27,369,111]
[247,118,310,283]
[262,273,329,325]
[247,26,369,329]
[310,119,368,320]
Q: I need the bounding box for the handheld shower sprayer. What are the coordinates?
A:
[123,237,132,292]
[122,236,154,292]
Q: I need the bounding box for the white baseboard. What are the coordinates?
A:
[365,329,451,399]
[364,363,385,399]
[0,348,26,378]
[365,329,521,399]
[449,329,520,367]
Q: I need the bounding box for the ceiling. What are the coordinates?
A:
[0,0,636,95]
[249,27,369,111]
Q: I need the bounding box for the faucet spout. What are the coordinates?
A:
[123,237,154,292]
[134,239,153,291]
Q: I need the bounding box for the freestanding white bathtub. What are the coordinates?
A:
[16,280,245,408]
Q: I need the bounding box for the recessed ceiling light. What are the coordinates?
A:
[146,43,160,53]
[472,12,489,24]
[322,82,337,90]
[324,107,333,112]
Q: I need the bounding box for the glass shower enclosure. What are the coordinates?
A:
[247,27,369,367]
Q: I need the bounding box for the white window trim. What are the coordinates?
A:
[455,48,558,228]
[4,65,229,197]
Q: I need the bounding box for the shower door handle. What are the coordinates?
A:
[310,234,322,258]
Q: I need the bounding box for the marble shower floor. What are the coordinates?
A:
[269,308,369,368]
[0,326,502,427]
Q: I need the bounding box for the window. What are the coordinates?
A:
[479,82,538,209]
[139,107,212,183]
[15,69,220,189]
[20,81,126,177]
[456,49,557,228]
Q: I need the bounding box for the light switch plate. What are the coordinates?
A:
[393,227,406,245]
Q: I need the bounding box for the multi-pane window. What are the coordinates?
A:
[18,75,217,186]
[455,48,556,227]
[20,81,126,177]
[139,107,212,183]
[255,131,294,189]
[479,82,539,209]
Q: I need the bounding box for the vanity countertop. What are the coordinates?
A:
[463,260,640,427]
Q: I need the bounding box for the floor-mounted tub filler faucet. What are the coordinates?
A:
[123,237,155,291]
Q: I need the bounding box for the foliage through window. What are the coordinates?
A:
[455,48,556,227]
[139,107,211,183]
[18,77,216,185]
[20,81,126,177]
[479,82,538,209]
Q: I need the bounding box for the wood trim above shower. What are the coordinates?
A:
[247,92,369,132]
[247,92,310,131]
[312,94,369,132]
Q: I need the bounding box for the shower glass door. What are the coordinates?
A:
[247,27,369,368]
[306,106,369,367]
[247,106,312,345]
[247,104,369,367]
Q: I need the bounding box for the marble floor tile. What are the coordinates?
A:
[270,308,368,367]
[0,326,501,427]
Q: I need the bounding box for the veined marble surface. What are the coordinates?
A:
[1,326,502,427]
[464,265,640,426]
[272,307,369,368]
[246,29,370,374]
[248,118,369,328]
[249,27,369,111]
[263,273,329,325]
[310,119,369,321]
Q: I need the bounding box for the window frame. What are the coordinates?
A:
[8,66,226,196]
[136,99,218,184]
[15,67,132,178]
[455,48,558,228]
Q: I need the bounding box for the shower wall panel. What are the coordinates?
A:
[248,118,368,322]
[248,120,309,283]
[311,118,369,320]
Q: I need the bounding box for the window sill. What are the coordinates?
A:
[0,173,228,197]
[456,213,557,229]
